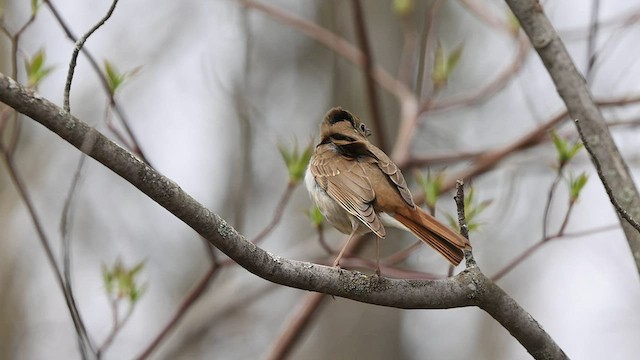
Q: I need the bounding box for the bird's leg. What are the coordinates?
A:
[375,236,381,276]
[333,229,357,268]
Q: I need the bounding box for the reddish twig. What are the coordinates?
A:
[135,263,220,360]
[351,0,386,150]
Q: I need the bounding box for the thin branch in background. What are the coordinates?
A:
[63,0,120,112]
[541,171,563,241]
[248,182,297,245]
[263,292,326,360]
[490,222,619,282]
[458,0,515,34]
[231,5,254,233]
[237,0,419,142]
[0,12,35,155]
[396,5,419,86]
[135,263,220,360]
[585,0,601,84]
[97,297,135,358]
[43,0,152,166]
[415,0,443,99]
[427,34,530,113]
[59,131,100,357]
[0,144,94,358]
[57,2,121,356]
[350,0,385,151]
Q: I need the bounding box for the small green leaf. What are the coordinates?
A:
[568,172,589,202]
[278,139,313,184]
[393,0,413,17]
[24,49,54,88]
[416,170,445,211]
[104,61,124,94]
[102,258,146,304]
[31,0,42,15]
[550,130,582,168]
[447,45,464,76]
[432,41,464,89]
[306,205,324,228]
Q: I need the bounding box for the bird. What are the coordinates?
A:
[305,107,470,274]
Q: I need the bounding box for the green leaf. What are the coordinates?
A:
[104,61,126,94]
[550,130,583,168]
[416,170,445,211]
[24,49,54,88]
[278,139,313,184]
[432,41,464,89]
[447,45,464,76]
[31,0,42,15]
[102,258,146,304]
[568,172,589,202]
[393,0,413,17]
[306,205,324,228]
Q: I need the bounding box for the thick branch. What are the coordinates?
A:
[0,73,565,358]
[505,0,640,275]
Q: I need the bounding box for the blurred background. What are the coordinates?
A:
[1,0,640,359]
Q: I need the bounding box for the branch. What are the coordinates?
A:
[0,73,565,358]
[505,0,640,276]
[350,0,386,151]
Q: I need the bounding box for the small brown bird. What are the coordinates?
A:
[305,107,470,273]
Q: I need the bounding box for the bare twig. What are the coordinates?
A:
[263,292,326,360]
[0,143,94,358]
[542,171,563,241]
[454,180,475,267]
[64,0,119,112]
[43,0,152,166]
[585,0,601,84]
[135,264,220,360]
[351,0,385,150]
[249,182,297,245]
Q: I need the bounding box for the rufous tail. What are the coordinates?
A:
[394,206,470,265]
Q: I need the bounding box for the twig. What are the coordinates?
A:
[0,143,94,358]
[263,292,326,360]
[43,0,152,166]
[492,223,620,282]
[585,0,600,84]
[135,264,220,360]
[454,180,476,267]
[542,171,563,241]
[248,181,297,245]
[3,13,35,155]
[351,0,386,150]
[64,0,120,112]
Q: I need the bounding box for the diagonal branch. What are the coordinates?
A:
[505,0,640,276]
[0,73,565,359]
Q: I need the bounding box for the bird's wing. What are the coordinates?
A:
[366,144,415,207]
[310,146,385,237]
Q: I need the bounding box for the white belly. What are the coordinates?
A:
[305,165,359,235]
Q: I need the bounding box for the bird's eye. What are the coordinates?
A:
[359,123,367,132]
